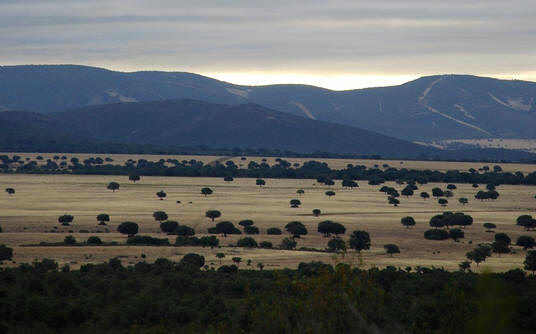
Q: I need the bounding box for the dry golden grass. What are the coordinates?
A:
[4,152,536,173]
[439,138,536,153]
[1,172,536,272]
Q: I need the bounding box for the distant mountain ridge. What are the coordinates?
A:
[1,65,536,142]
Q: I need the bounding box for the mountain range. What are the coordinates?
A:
[1,65,536,142]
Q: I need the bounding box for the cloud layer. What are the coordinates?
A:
[1,0,535,88]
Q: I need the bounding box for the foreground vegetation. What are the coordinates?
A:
[0,257,535,334]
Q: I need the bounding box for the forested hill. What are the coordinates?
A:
[2,65,536,142]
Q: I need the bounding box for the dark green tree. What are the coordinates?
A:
[206,210,221,222]
[312,209,321,217]
[239,219,254,227]
[349,230,371,252]
[107,182,120,192]
[327,238,346,252]
[280,237,297,250]
[128,174,140,183]
[317,221,346,237]
[256,179,266,187]
[160,220,178,233]
[524,251,536,274]
[0,244,13,261]
[117,221,139,237]
[325,191,336,199]
[285,221,308,238]
[96,213,110,226]
[58,214,74,226]
[401,216,416,228]
[153,211,168,223]
[237,237,258,248]
[267,227,282,235]
[5,188,15,195]
[290,199,302,208]
[201,187,213,196]
[156,190,167,200]
[516,236,535,250]
[384,244,400,256]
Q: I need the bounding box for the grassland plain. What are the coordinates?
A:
[2,172,536,272]
[5,151,536,173]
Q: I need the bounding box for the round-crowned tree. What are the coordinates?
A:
[160,220,179,233]
[256,179,266,187]
[5,188,15,195]
[328,238,346,252]
[325,191,336,199]
[201,187,213,196]
[401,216,416,229]
[494,233,511,246]
[290,199,302,208]
[285,221,308,238]
[96,213,110,226]
[205,210,221,222]
[432,187,444,197]
[267,227,282,235]
[517,215,536,231]
[153,211,168,223]
[420,192,430,200]
[438,198,448,207]
[117,221,139,237]
[239,219,254,227]
[349,230,371,252]
[516,236,535,250]
[312,209,321,217]
[58,214,74,226]
[237,237,258,248]
[107,182,120,192]
[215,221,240,237]
[156,190,167,200]
[317,220,346,237]
[492,240,511,256]
[384,244,400,256]
[447,184,457,190]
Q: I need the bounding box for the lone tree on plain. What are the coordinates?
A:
[420,192,430,200]
[438,198,448,207]
[206,210,221,222]
[176,225,195,236]
[128,174,140,183]
[117,221,139,237]
[483,222,496,231]
[384,244,400,257]
[107,182,120,192]
[285,221,308,238]
[153,211,168,223]
[297,189,305,195]
[312,209,321,217]
[201,187,213,196]
[216,252,225,264]
[290,199,302,208]
[96,213,110,226]
[232,257,242,266]
[239,220,254,227]
[215,221,238,237]
[156,190,167,200]
[458,198,469,205]
[325,191,336,199]
[349,230,371,253]
[256,179,266,187]
[327,238,346,252]
[58,214,74,226]
[517,215,536,231]
[5,188,15,195]
[401,216,416,228]
[524,251,536,274]
[466,244,491,267]
[449,228,465,242]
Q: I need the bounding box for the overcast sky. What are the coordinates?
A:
[1,0,535,89]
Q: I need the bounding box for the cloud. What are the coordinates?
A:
[0,0,534,88]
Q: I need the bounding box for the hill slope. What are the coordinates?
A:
[2,65,536,142]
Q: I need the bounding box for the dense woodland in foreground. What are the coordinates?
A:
[0,258,535,334]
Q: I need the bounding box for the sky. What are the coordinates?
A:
[1,0,535,90]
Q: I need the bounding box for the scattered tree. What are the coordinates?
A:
[156,190,167,200]
[466,244,492,266]
[205,210,221,222]
[438,198,448,207]
[232,257,242,266]
[216,252,225,264]
[447,184,457,190]
[96,213,110,226]
[160,220,179,233]
[424,229,449,240]
[401,216,416,228]
[117,221,139,237]
[237,237,258,248]
[128,174,140,183]
[58,214,74,226]
[317,220,346,237]
[176,225,195,236]
[224,176,234,182]
[296,189,305,195]
[349,230,371,252]
[64,235,76,244]
[107,182,120,192]
[325,191,336,199]
[483,222,496,231]
[280,237,297,250]
[517,215,536,231]
[420,192,430,200]
[342,179,358,188]
[459,261,471,272]
[449,228,465,242]
[524,251,536,274]
[384,244,400,256]
[87,236,103,245]
[244,226,259,235]
[153,211,169,223]
[180,253,205,268]
[285,221,308,238]
[290,199,302,208]
[214,221,240,237]
[0,244,13,261]
[201,187,213,196]
[312,209,321,217]
[458,198,468,205]
[267,227,282,235]
[516,236,535,250]
[327,238,346,252]
[256,179,266,187]
[238,220,254,227]
[5,188,15,195]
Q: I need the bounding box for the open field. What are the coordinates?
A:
[3,152,536,174]
[434,138,536,153]
[2,172,536,272]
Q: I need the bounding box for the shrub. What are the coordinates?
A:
[87,236,103,245]
[126,235,170,246]
[424,229,449,240]
[244,226,260,235]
